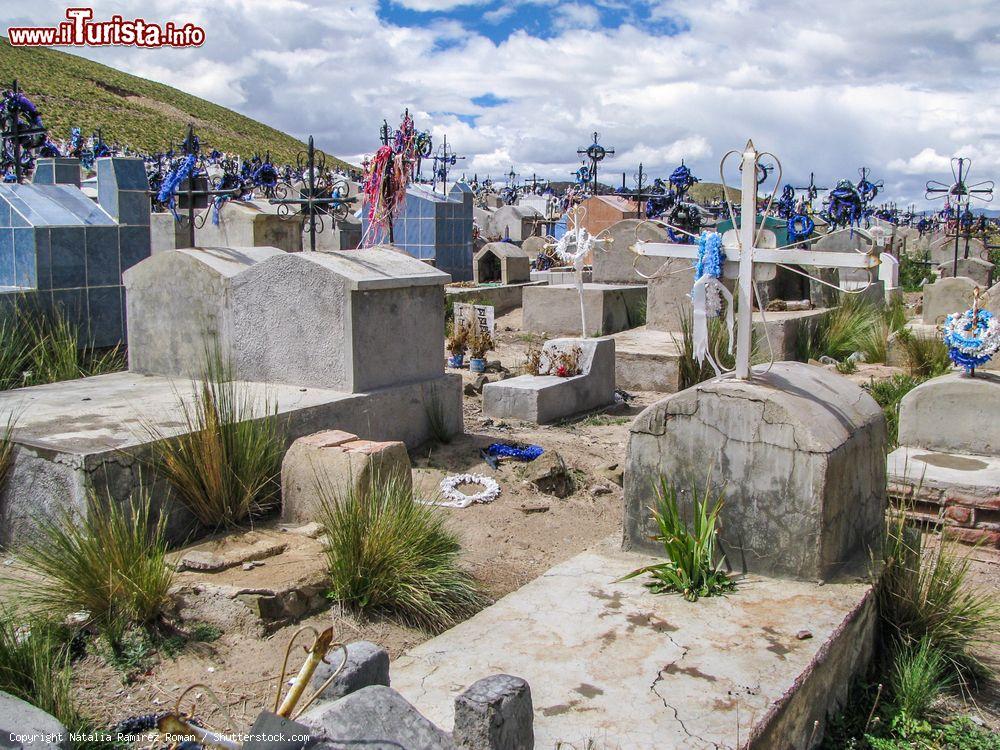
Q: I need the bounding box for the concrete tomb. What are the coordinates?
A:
[572,194,641,238]
[930,235,986,267]
[362,183,474,280]
[0,246,462,546]
[491,204,543,244]
[936,256,994,288]
[473,241,531,285]
[625,362,887,580]
[482,337,615,424]
[195,200,304,253]
[522,283,645,337]
[590,218,666,285]
[887,372,1000,549]
[922,275,978,325]
[0,156,150,347]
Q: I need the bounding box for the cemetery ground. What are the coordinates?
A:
[0,304,995,747]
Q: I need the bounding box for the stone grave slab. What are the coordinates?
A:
[522,283,645,337]
[930,235,985,267]
[0,371,458,547]
[482,338,615,424]
[625,362,886,580]
[169,526,329,634]
[610,327,684,392]
[389,538,875,750]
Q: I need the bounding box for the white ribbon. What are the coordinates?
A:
[691,275,735,378]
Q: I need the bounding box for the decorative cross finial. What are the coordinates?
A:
[270,135,356,252]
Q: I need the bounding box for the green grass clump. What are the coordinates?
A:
[822,511,1000,749]
[320,472,486,632]
[8,489,174,650]
[889,637,952,721]
[878,513,999,681]
[0,305,124,390]
[150,352,283,529]
[864,374,926,449]
[675,308,735,389]
[896,329,952,378]
[619,478,735,602]
[0,613,80,728]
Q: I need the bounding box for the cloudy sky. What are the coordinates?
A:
[8,0,1000,208]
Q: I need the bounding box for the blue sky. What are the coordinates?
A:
[7,0,1000,207]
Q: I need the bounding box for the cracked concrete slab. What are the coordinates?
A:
[390,538,874,750]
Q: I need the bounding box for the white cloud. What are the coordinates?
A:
[6,0,1000,207]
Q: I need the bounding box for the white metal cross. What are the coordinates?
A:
[633,140,881,380]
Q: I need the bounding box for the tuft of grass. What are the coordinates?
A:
[897,329,952,378]
[618,477,736,602]
[0,304,124,390]
[8,488,174,650]
[889,637,952,720]
[674,308,733,389]
[424,389,453,444]
[864,374,926,449]
[320,472,486,632]
[150,350,283,529]
[0,612,80,730]
[878,511,999,681]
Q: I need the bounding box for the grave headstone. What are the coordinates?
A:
[491,205,542,244]
[922,276,978,325]
[936,256,993,288]
[454,302,495,336]
[195,200,304,253]
[591,218,668,285]
[930,235,985,267]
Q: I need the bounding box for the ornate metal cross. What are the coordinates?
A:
[632,140,881,380]
[269,135,355,252]
[1,79,47,183]
[431,134,465,193]
[153,124,247,248]
[577,131,614,193]
[925,157,994,276]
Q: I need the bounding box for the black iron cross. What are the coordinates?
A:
[432,134,465,193]
[153,123,246,248]
[926,157,995,276]
[269,135,356,252]
[1,80,47,184]
[577,131,614,194]
[794,172,827,205]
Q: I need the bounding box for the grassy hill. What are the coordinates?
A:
[0,39,354,168]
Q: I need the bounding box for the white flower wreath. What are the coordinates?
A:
[431,473,502,509]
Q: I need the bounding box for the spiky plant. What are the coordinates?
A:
[618,477,736,602]
[896,329,952,378]
[889,636,952,720]
[878,510,999,681]
[150,349,283,528]
[320,472,486,632]
[864,374,927,449]
[8,488,174,650]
